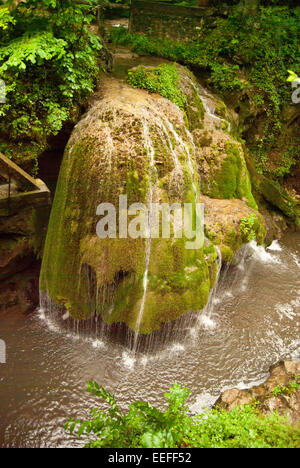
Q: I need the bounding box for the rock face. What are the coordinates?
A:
[0,202,50,314]
[0,261,40,315]
[40,64,266,334]
[216,361,300,425]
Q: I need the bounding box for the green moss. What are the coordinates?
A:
[27,206,50,259]
[127,64,186,110]
[205,209,266,265]
[260,178,300,223]
[240,213,263,243]
[40,94,217,334]
[220,245,234,263]
[184,83,205,131]
[127,63,204,133]
[203,142,258,210]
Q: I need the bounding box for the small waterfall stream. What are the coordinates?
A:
[132,120,156,350]
[188,78,232,132]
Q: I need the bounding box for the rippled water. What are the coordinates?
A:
[0,232,299,448]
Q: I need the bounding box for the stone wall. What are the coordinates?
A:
[129,1,216,43]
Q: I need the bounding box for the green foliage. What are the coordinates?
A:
[65,382,300,448]
[0,6,14,30]
[127,64,186,109]
[65,382,191,448]
[272,146,298,178]
[287,70,299,83]
[210,62,245,94]
[0,0,101,164]
[239,213,260,242]
[111,5,300,178]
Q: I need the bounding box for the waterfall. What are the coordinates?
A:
[131,107,203,350]
[132,120,156,350]
[196,246,222,331]
[39,74,243,355]
[188,78,231,132]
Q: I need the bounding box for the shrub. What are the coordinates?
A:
[65,382,300,448]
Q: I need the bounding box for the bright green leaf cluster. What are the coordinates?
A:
[0,0,101,164]
[127,64,186,109]
[239,213,260,243]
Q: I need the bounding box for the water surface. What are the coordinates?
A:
[0,232,299,447]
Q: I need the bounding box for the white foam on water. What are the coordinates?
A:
[198,315,216,330]
[169,343,185,354]
[241,273,251,292]
[38,308,83,342]
[212,297,221,305]
[223,290,234,299]
[38,308,62,334]
[213,290,233,305]
[289,341,300,360]
[91,339,104,349]
[291,253,300,269]
[38,308,46,321]
[267,240,282,252]
[140,356,149,366]
[249,241,281,264]
[62,311,70,321]
[275,291,300,321]
[122,351,136,370]
[236,375,269,391]
[190,393,219,413]
[189,326,198,339]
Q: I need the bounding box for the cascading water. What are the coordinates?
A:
[132,120,156,351]
[38,63,281,365]
[39,70,239,354]
[188,78,232,132]
[196,246,223,331]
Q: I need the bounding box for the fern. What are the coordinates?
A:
[0,0,101,163]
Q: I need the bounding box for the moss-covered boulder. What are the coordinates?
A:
[40,65,264,334]
[202,196,266,263]
[40,74,219,334]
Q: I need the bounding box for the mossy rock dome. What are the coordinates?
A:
[40,67,265,334]
[40,74,218,334]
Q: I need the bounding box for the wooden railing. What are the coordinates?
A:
[0,152,51,212]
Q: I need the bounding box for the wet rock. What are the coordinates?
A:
[216,361,300,425]
[202,195,266,263]
[0,261,40,315]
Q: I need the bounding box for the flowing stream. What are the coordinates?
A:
[0,231,299,447]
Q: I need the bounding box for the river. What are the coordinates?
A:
[0,231,299,447]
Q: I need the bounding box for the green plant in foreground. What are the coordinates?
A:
[65,382,300,448]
